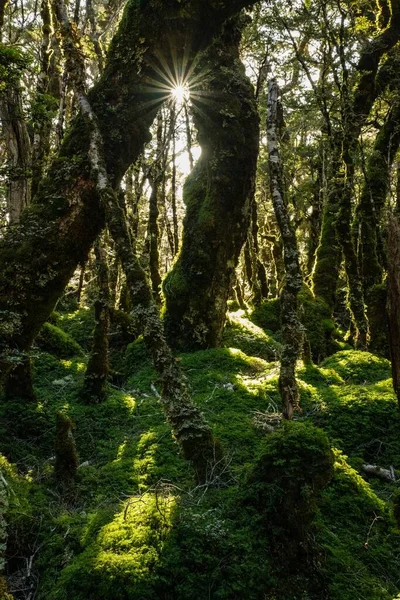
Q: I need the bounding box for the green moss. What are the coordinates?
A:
[223,310,282,361]
[2,342,400,600]
[36,322,84,359]
[244,422,334,538]
[250,297,281,333]
[57,308,95,351]
[250,287,342,362]
[321,350,390,384]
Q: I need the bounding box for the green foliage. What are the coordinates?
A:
[36,322,85,359]
[31,92,59,127]
[0,43,30,90]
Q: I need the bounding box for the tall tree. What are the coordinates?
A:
[0,0,257,385]
[163,17,259,351]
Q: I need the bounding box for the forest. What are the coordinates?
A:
[1,0,400,597]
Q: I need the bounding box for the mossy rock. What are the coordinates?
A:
[36,323,84,359]
[223,310,282,361]
[321,350,391,384]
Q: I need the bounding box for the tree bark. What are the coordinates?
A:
[163,19,259,351]
[81,236,110,403]
[387,214,400,408]
[0,85,32,224]
[312,1,400,318]
[267,79,303,420]
[0,0,257,385]
[55,0,226,483]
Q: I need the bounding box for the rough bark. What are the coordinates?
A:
[146,111,163,303]
[267,79,303,420]
[313,1,400,315]
[163,19,259,351]
[387,214,400,408]
[81,236,110,403]
[359,102,400,294]
[0,85,32,224]
[0,0,257,385]
[54,412,78,482]
[31,0,61,199]
[56,5,226,484]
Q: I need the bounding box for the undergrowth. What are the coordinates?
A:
[0,309,399,599]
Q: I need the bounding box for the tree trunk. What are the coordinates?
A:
[163,19,259,351]
[0,85,32,224]
[0,0,257,385]
[55,1,226,483]
[81,236,110,403]
[387,214,400,408]
[312,3,400,315]
[267,79,303,420]
[359,103,400,293]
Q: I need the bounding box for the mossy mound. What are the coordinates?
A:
[244,422,334,541]
[36,322,84,359]
[250,297,281,333]
[250,287,343,362]
[57,308,95,351]
[321,350,391,384]
[222,310,282,361]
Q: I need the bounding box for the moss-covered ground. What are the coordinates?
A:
[1,309,400,599]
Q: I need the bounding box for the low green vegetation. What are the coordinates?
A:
[1,309,400,599]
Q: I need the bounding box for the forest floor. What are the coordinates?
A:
[1,306,400,600]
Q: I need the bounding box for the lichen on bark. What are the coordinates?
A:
[163,18,259,351]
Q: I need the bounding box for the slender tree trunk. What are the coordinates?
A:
[81,236,110,403]
[163,20,259,350]
[0,86,31,224]
[31,0,61,199]
[170,103,179,255]
[0,0,257,385]
[387,214,400,408]
[146,111,163,303]
[359,103,400,293]
[267,79,303,420]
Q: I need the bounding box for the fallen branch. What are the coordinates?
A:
[362,463,398,482]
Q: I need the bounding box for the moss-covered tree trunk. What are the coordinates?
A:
[312,2,400,322]
[267,79,303,420]
[81,236,110,403]
[146,111,163,304]
[163,19,259,351]
[359,101,400,293]
[56,2,226,483]
[387,214,400,408]
[31,0,61,199]
[0,84,32,224]
[0,0,257,386]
